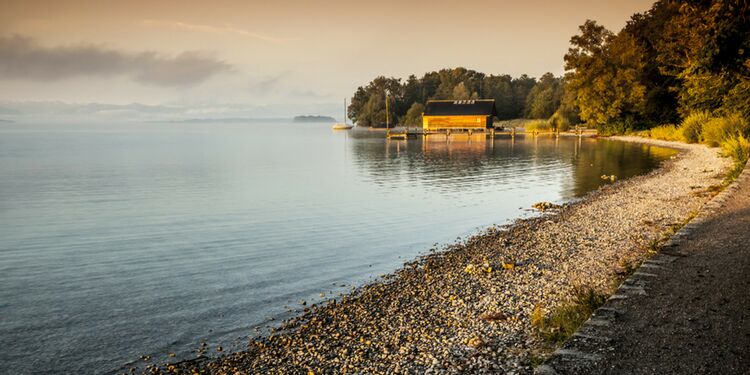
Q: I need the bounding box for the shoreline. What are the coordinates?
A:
[148,137,729,374]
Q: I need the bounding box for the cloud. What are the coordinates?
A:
[0,34,231,87]
[141,19,292,43]
[256,71,290,91]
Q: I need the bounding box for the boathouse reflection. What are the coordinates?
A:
[347,132,676,199]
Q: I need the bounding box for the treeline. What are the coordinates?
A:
[349,0,748,138]
[563,0,750,174]
[347,68,564,127]
[564,0,749,132]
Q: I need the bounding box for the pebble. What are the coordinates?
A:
[142,138,728,375]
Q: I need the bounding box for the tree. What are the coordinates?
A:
[525,72,564,119]
[655,0,750,117]
[483,75,515,119]
[511,75,537,118]
[403,102,425,127]
[452,82,470,99]
[346,76,402,127]
[564,20,648,129]
[349,68,555,126]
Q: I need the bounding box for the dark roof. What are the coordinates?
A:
[423,99,497,116]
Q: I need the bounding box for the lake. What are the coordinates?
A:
[0,122,676,374]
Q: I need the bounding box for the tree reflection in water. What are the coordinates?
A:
[348,132,677,200]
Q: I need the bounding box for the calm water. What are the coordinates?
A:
[0,122,676,374]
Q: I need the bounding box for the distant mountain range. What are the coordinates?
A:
[293,115,336,123]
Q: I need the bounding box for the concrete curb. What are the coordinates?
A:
[535,156,750,375]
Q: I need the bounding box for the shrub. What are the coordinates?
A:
[648,124,684,142]
[702,114,750,147]
[598,117,638,136]
[525,120,551,132]
[680,111,711,143]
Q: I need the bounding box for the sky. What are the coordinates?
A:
[0,0,656,119]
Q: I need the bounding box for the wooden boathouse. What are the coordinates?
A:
[422,99,497,133]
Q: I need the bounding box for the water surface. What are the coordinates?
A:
[0,122,676,374]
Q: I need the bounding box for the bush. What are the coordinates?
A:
[702,114,750,147]
[648,124,684,142]
[525,120,551,132]
[598,117,638,136]
[680,111,711,143]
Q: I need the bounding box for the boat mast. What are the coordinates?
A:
[344,98,347,125]
[385,93,389,130]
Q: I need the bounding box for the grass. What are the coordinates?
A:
[646,124,685,142]
[721,134,750,182]
[531,285,607,343]
[531,208,700,346]
[524,119,552,132]
[681,111,711,143]
[628,113,749,183]
[702,114,749,147]
[528,352,550,368]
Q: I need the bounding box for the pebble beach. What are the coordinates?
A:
[145,137,730,375]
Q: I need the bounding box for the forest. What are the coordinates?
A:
[348,1,748,138]
[347,69,563,128]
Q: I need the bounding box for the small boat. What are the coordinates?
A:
[332,98,353,130]
[332,123,353,130]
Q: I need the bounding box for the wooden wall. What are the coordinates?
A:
[422,115,489,130]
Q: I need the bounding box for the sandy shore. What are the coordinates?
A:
[147,137,729,374]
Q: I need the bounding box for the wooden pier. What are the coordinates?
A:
[386,127,596,139]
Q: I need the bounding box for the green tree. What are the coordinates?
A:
[403,102,424,127]
[564,20,648,129]
[347,76,403,127]
[483,75,515,119]
[452,82,470,99]
[511,75,537,118]
[655,0,750,117]
[525,72,564,119]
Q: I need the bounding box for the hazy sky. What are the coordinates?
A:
[0,0,655,117]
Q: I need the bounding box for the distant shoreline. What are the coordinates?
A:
[293,115,336,123]
[145,137,728,374]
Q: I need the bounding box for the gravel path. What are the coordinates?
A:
[145,137,729,375]
[567,158,750,375]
